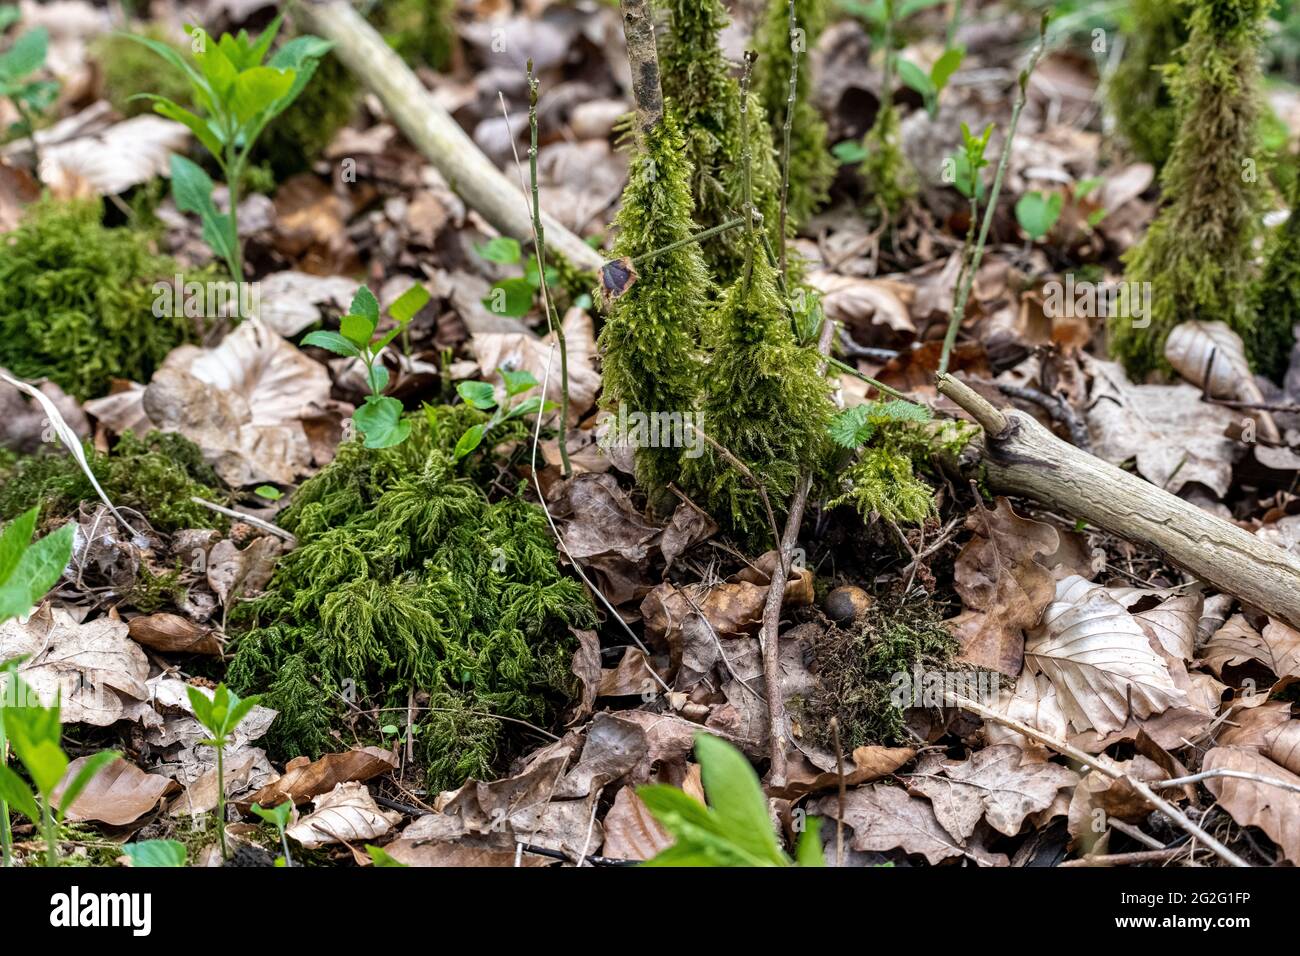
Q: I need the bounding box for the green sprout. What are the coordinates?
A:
[185,683,262,860]
[453,369,552,460]
[250,800,294,867]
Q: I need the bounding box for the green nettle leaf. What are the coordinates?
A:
[0,26,48,80]
[453,423,486,460]
[340,312,376,348]
[475,236,522,265]
[500,368,538,398]
[0,512,74,623]
[829,406,871,449]
[389,283,431,324]
[354,396,410,449]
[456,381,497,410]
[482,277,535,318]
[124,839,188,868]
[170,154,236,264]
[301,330,361,358]
[1015,191,1063,241]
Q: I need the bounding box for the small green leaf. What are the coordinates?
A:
[301,330,361,358]
[253,485,282,501]
[500,368,538,398]
[0,764,40,824]
[0,27,48,81]
[453,423,486,460]
[1075,176,1104,199]
[930,47,964,93]
[694,733,788,866]
[482,277,535,318]
[829,406,871,449]
[367,363,389,396]
[366,845,408,867]
[896,58,935,101]
[350,285,380,325]
[1015,190,1063,241]
[124,839,187,868]
[0,519,73,623]
[832,140,869,165]
[141,96,224,155]
[231,65,295,122]
[795,817,827,867]
[251,800,293,831]
[389,283,430,324]
[475,236,522,264]
[340,311,376,348]
[170,154,236,266]
[354,396,410,449]
[456,381,497,410]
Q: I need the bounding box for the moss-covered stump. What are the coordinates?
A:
[227,405,596,789]
[0,199,195,401]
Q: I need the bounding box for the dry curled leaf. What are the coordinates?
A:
[241,748,398,809]
[1202,746,1300,864]
[285,782,402,849]
[1202,615,1300,685]
[54,756,178,826]
[127,613,222,656]
[1164,321,1277,441]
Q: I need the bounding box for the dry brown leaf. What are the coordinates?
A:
[567,628,601,723]
[598,646,660,698]
[1084,356,1238,497]
[769,746,916,800]
[601,766,704,861]
[1218,701,1300,775]
[285,782,402,849]
[127,613,222,656]
[983,669,1071,761]
[1025,576,1188,736]
[1202,615,1300,684]
[0,607,148,726]
[206,536,282,606]
[1202,746,1300,864]
[1165,322,1277,441]
[41,116,189,198]
[241,748,397,809]
[256,271,358,337]
[1066,755,1170,845]
[382,838,549,867]
[470,307,600,423]
[53,756,178,825]
[906,745,1079,840]
[807,271,916,335]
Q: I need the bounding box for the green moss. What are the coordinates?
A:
[371,0,457,70]
[0,431,226,534]
[1252,172,1300,381]
[92,26,194,119]
[753,0,836,228]
[679,251,833,549]
[831,416,973,524]
[0,199,195,401]
[1108,0,1188,168]
[252,51,358,180]
[128,564,184,614]
[860,99,917,222]
[794,598,959,748]
[658,0,783,281]
[599,114,713,500]
[1115,0,1275,379]
[227,404,595,789]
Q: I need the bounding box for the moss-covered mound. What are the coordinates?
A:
[0,431,225,534]
[371,0,457,71]
[0,199,194,401]
[227,405,596,789]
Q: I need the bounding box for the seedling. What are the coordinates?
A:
[638,733,824,866]
[1015,190,1064,243]
[830,399,933,449]
[123,839,187,868]
[124,13,331,283]
[453,369,553,460]
[475,236,562,319]
[0,507,74,867]
[186,682,262,860]
[302,282,431,450]
[0,673,118,867]
[0,8,57,178]
[250,800,294,867]
[897,45,964,119]
[366,844,408,867]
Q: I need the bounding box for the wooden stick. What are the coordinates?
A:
[619,0,664,132]
[936,373,1300,631]
[297,0,603,274]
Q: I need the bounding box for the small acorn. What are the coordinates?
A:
[824,585,873,624]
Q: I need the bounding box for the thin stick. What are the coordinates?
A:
[1060,849,1183,868]
[1151,769,1300,798]
[938,15,1048,375]
[949,692,1250,868]
[628,216,746,268]
[740,51,758,292]
[778,0,799,275]
[190,497,297,545]
[831,716,845,867]
[827,354,925,406]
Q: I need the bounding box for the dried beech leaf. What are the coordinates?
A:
[285,782,402,849]
[54,756,178,825]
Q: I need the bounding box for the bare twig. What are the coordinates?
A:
[619,0,663,131]
[190,497,297,546]
[778,0,799,275]
[1060,849,1184,867]
[949,692,1250,867]
[1151,768,1300,798]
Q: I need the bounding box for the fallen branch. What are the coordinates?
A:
[937,373,1300,631]
[297,0,603,275]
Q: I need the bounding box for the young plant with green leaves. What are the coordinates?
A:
[828,399,949,524]
[0,507,74,867]
[1117,0,1280,379]
[125,13,331,283]
[476,236,564,319]
[186,683,262,860]
[753,0,836,229]
[453,369,551,461]
[250,800,294,867]
[0,8,57,173]
[638,733,824,866]
[123,839,188,867]
[0,672,118,867]
[657,0,782,280]
[1015,190,1063,243]
[302,283,431,450]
